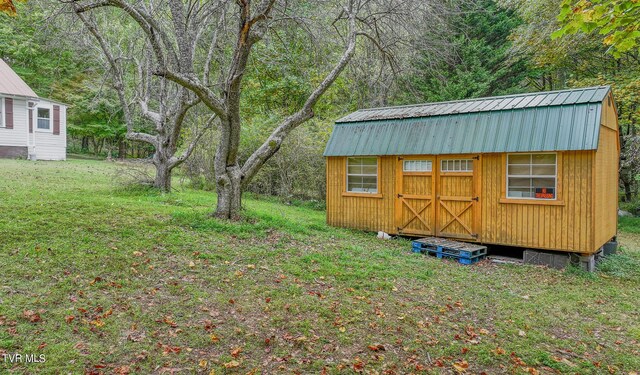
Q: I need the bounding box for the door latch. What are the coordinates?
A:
[472,196,479,201]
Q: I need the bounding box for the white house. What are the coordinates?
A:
[0,58,67,160]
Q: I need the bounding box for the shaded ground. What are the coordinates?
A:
[0,159,639,374]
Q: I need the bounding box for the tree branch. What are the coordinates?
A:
[240,4,359,186]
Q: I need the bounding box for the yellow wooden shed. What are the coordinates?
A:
[324,86,619,255]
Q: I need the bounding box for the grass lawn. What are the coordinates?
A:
[1,159,639,374]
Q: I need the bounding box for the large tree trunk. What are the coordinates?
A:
[118,139,126,159]
[153,143,173,193]
[215,169,242,220]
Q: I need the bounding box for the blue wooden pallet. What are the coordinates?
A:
[425,249,486,264]
[412,242,486,257]
[411,237,487,265]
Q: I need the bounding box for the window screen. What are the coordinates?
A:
[507,153,557,199]
[347,157,378,193]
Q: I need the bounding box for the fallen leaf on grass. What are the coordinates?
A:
[209,334,219,343]
[37,342,47,350]
[492,347,506,355]
[161,316,177,327]
[199,359,208,368]
[353,358,364,372]
[114,365,131,375]
[518,330,526,337]
[453,360,469,373]
[90,319,104,327]
[22,310,41,323]
[230,347,242,358]
[127,330,146,342]
[223,360,240,368]
[367,344,385,352]
[65,315,75,324]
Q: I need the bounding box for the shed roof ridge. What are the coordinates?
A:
[356,86,609,113]
[336,86,611,123]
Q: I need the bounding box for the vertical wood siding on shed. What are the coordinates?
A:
[480,152,594,253]
[593,97,619,248]
[327,152,600,253]
[326,156,396,234]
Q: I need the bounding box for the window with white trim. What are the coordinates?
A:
[37,108,51,130]
[403,160,432,172]
[347,157,378,193]
[507,153,557,199]
[0,97,4,127]
[441,159,473,172]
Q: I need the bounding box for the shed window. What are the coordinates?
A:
[347,157,378,193]
[403,160,432,172]
[507,153,557,199]
[441,159,473,172]
[37,108,51,130]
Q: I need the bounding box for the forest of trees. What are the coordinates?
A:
[1,0,638,214]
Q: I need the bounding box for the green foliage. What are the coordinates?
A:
[408,0,529,101]
[619,216,640,234]
[553,0,640,57]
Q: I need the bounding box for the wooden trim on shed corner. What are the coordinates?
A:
[394,156,403,232]
[474,154,482,241]
[591,149,597,253]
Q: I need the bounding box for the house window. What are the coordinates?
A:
[347,157,378,193]
[403,160,432,172]
[441,159,473,172]
[37,108,51,130]
[507,153,557,199]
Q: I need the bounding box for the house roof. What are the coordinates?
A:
[0,58,38,98]
[324,86,611,156]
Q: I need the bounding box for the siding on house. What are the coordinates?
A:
[28,101,67,160]
[0,97,28,147]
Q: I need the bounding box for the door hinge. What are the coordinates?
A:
[472,155,480,160]
[472,233,479,239]
[398,157,404,161]
[397,193,403,198]
[472,196,479,201]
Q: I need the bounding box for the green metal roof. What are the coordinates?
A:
[324,86,611,156]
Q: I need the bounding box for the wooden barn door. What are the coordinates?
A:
[395,157,436,236]
[436,156,480,240]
